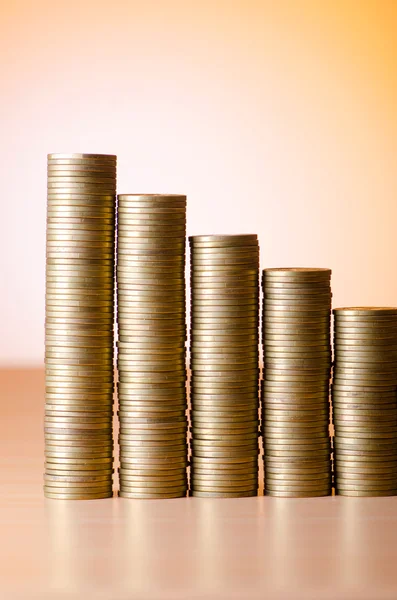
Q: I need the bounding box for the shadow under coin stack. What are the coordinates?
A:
[262,268,332,497]
[44,153,116,500]
[189,235,260,498]
[116,194,188,499]
[333,307,397,497]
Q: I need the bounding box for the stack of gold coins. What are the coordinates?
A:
[116,194,188,499]
[333,307,397,497]
[44,153,116,500]
[189,235,260,498]
[262,268,332,497]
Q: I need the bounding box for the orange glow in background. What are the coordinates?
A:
[0,0,396,364]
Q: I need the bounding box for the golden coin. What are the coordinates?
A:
[191,472,257,483]
[44,490,113,500]
[118,244,185,254]
[193,295,258,304]
[47,159,115,168]
[191,242,258,252]
[334,307,397,316]
[118,193,185,200]
[264,324,330,334]
[192,410,257,422]
[44,473,112,484]
[119,490,186,499]
[43,481,113,493]
[191,358,258,370]
[119,230,185,240]
[47,170,115,179]
[335,481,397,491]
[332,383,396,392]
[192,448,259,458]
[119,430,187,440]
[264,485,331,496]
[192,274,258,283]
[263,404,329,414]
[46,242,114,251]
[47,211,115,222]
[264,447,330,457]
[192,467,258,477]
[191,352,257,363]
[264,267,331,275]
[335,449,397,460]
[118,234,185,243]
[334,360,397,371]
[45,451,113,462]
[119,379,185,388]
[120,452,187,461]
[118,204,186,213]
[334,462,397,472]
[48,175,116,185]
[264,490,330,497]
[191,253,259,262]
[46,266,114,276]
[47,202,115,212]
[118,474,187,487]
[46,253,114,262]
[331,387,395,398]
[44,464,113,474]
[336,490,397,497]
[119,477,187,488]
[189,490,256,498]
[191,241,258,250]
[48,178,115,187]
[190,234,257,243]
[119,437,186,448]
[334,440,397,451]
[190,484,257,494]
[48,153,116,161]
[263,413,329,424]
[118,217,185,227]
[263,388,328,398]
[120,459,187,472]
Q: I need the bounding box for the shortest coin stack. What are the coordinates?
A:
[333,307,397,497]
[44,153,116,500]
[262,268,333,497]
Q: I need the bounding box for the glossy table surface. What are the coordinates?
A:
[2,368,397,600]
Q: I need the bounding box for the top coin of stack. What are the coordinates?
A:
[116,194,188,499]
[262,268,332,498]
[333,307,397,497]
[45,153,116,500]
[189,235,260,498]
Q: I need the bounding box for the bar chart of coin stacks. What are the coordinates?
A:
[45,153,397,500]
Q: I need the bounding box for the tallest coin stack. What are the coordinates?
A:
[44,153,117,500]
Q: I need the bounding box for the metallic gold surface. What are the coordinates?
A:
[333,307,397,496]
[117,194,187,497]
[189,236,259,496]
[262,268,332,496]
[44,154,116,497]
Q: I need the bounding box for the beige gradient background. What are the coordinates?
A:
[0,0,396,365]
